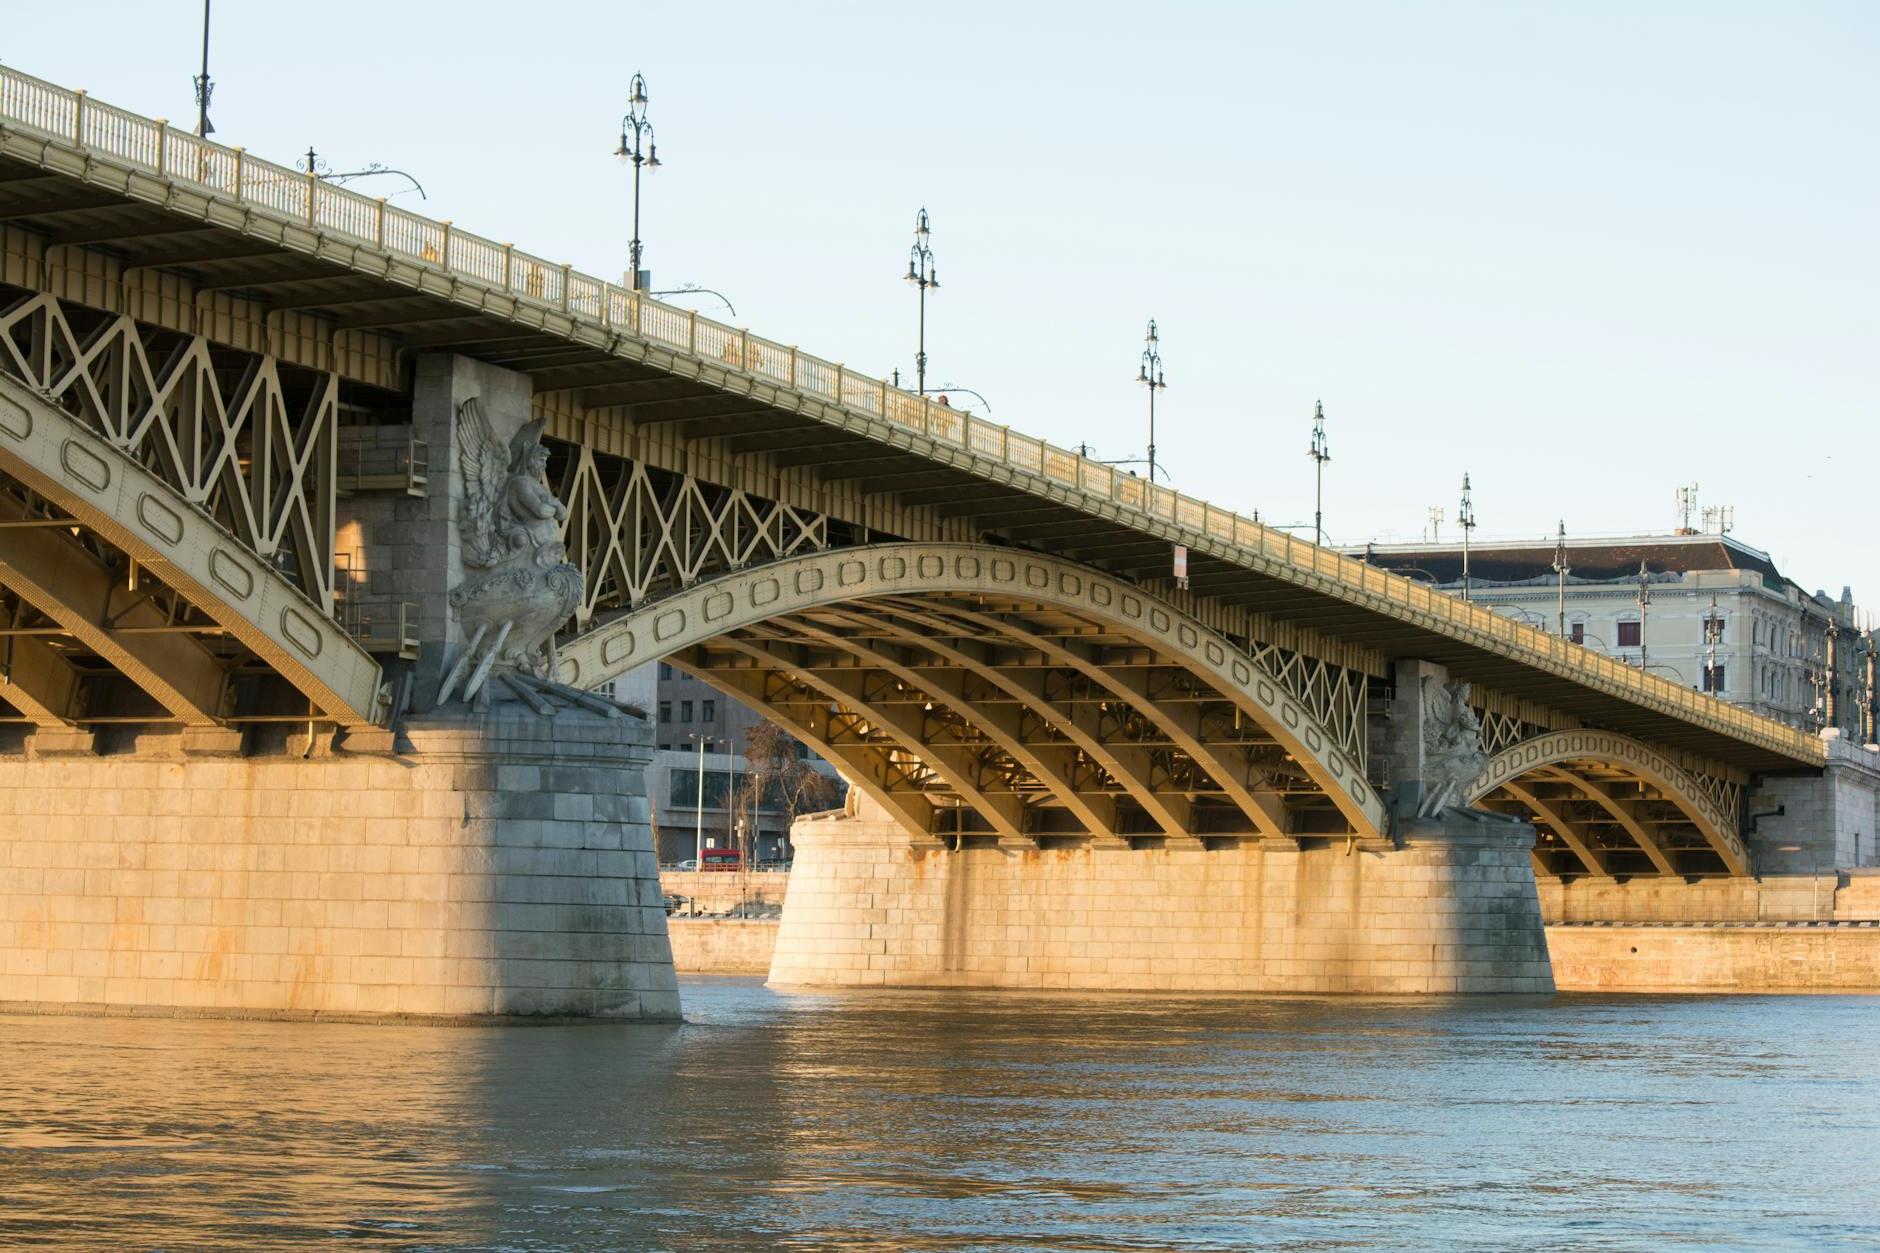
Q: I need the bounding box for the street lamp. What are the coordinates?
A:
[193,0,215,137]
[1458,472,1476,602]
[1636,560,1653,671]
[1307,400,1330,545]
[614,73,661,291]
[906,208,938,394]
[1552,521,1570,639]
[1138,320,1167,482]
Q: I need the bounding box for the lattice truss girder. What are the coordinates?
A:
[554,447,842,625]
[1245,640,1368,766]
[0,287,337,611]
[668,594,1357,841]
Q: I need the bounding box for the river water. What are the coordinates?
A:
[1,980,1876,1250]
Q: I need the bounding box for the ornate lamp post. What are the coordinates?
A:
[1307,399,1329,544]
[1137,321,1167,483]
[614,73,661,291]
[193,0,215,137]
[906,209,938,394]
[1458,472,1476,602]
[1552,521,1570,638]
[1636,560,1653,670]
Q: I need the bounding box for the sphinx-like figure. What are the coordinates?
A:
[438,398,584,703]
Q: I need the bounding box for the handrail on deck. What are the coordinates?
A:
[0,64,1823,765]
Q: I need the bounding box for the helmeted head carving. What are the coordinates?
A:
[506,418,549,477]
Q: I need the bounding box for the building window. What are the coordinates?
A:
[659,662,674,680]
[1569,623,1585,645]
[703,700,716,723]
[658,701,671,723]
[1617,621,1642,647]
[680,700,693,722]
[1703,664,1726,693]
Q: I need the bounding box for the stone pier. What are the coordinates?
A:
[768,795,1553,994]
[0,711,676,1022]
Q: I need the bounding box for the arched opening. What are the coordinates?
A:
[561,544,1385,844]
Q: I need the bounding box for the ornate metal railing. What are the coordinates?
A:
[0,64,1823,765]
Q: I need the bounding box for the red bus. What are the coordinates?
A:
[700,847,742,871]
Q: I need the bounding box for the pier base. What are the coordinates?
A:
[0,707,677,1022]
[770,798,1553,994]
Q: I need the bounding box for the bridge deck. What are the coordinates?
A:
[0,65,1823,772]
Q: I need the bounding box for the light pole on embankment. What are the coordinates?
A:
[687,732,714,873]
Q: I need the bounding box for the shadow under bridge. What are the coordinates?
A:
[559,543,1386,845]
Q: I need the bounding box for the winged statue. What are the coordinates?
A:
[1416,676,1491,819]
[435,397,584,707]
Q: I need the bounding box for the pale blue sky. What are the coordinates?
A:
[7,2,1874,602]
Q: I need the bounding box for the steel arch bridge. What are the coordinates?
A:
[0,64,1827,872]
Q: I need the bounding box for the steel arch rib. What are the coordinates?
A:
[704,632,1027,837]
[668,646,938,835]
[773,612,1121,838]
[0,374,382,725]
[826,602,1191,836]
[1467,728,1748,875]
[560,543,1385,837]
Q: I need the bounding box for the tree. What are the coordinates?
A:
[735,722,839,869]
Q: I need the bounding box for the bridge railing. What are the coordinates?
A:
[0,64,1822,765]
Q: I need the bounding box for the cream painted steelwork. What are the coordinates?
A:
[560,543,1385,841]
[0,64,1821,772]
[0,373,381,725]
[1468,729,1748,878]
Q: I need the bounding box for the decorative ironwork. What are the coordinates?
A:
[554,445,846,623]
[0,287,337,612]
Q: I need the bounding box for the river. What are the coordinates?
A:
[1,980,1876,1249]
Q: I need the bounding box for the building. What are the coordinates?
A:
[1347,531,1877,741]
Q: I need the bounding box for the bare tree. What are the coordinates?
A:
[735,722,838,882]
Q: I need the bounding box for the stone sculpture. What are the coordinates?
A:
[1416,676,1491,819]
[436,397,584,706]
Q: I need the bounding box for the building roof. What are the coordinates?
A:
[1347,533,1784,588]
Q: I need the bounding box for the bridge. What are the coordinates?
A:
[0,65,1849,1014]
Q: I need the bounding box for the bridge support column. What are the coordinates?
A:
[770,794,1554,994]
[0,709,677,1023]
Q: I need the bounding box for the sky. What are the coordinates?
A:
[5,2,1874,604]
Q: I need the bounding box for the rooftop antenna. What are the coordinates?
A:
[1425,506,1444,544]
[1702,504,1735,535]
[1675,483,1699,535]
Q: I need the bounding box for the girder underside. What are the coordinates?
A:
[669,592,1355,843]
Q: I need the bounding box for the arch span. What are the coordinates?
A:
[559,543,1386,841]
[1468,729,1748,877]
[0,372,381,726]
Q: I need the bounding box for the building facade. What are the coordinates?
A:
[604,661,843,864]
[1349,532,1876,742]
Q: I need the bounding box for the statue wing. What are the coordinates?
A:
[456,397,507,567]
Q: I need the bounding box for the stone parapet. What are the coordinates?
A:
[769,800,1552,994]
[0,707,676,1023]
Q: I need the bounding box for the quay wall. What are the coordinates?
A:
[668,918,779,974]
[0,713,678,1023]
[1547,923,1880,992]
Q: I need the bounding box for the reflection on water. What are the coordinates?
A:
[2,982,1877,1249]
